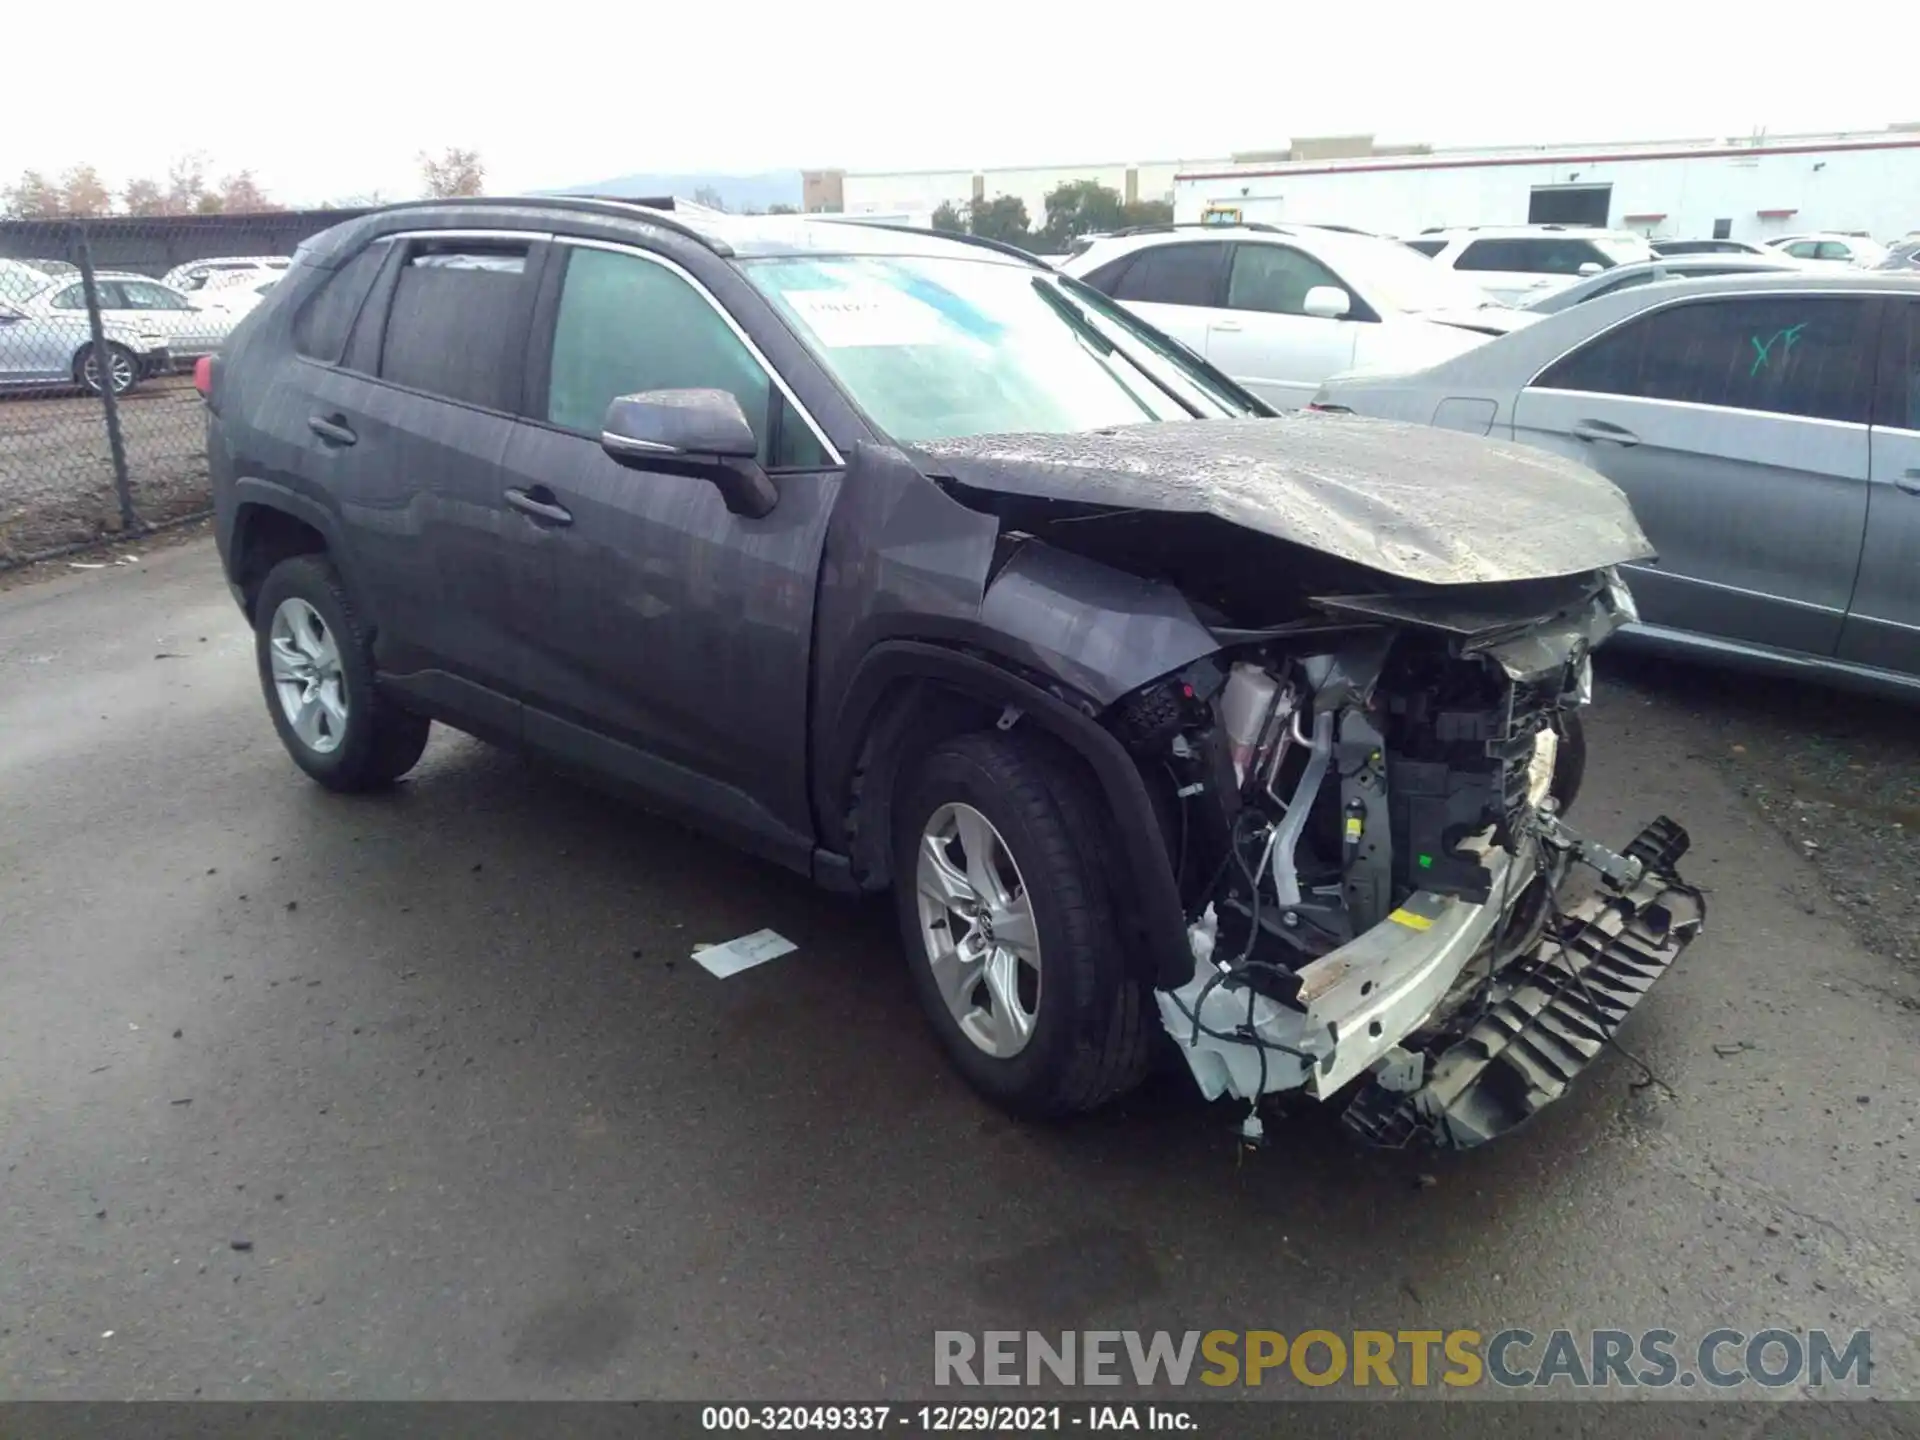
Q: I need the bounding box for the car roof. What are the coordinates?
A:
[1421,225,1643,240]
[301,195,1049,269]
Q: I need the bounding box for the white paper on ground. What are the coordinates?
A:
[692,928,797,979]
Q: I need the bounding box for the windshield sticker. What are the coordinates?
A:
[1748,323,1806,377]
[784,285,950,348]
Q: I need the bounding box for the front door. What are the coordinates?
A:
[1100,240,1229,357]
[1511,293,1877,656]
[498,239,840,852]
[1203,241,1358,408]
[1840,297,1920,675]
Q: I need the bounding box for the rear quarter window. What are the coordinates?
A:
[292,241,389,365]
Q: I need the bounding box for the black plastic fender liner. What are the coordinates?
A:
[1343,816,1703,1150]
[826,640,1192,987]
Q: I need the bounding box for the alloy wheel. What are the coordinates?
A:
[914,802,1042,1058]
[268,597,348,755]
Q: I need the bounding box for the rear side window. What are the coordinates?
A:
[1109,243,1228,307]
[1403,239,1446,257]
[543,245,825,468]
[1078,255,1135,295]
[1878,301,1920,431]
[293,242,389,365]
[1459,238,1611,275]
[378,242,532,408]
[1533,295,1876,424]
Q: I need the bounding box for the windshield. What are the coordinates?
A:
[743,254,1256,444]
[1314,233,1505,312]
[0,261,50,303]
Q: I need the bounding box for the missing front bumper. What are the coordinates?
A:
[1342,817,1702,1149]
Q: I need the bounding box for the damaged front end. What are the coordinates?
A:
[1118,571,1702,1150]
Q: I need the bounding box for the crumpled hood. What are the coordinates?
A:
[911,413,1654,587]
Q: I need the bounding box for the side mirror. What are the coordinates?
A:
[1302,285,1352,319]
[600,388,777,519]
[1577,261,1604,276]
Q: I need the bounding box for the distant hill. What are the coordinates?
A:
[540,171,803,212]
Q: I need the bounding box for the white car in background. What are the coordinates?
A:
[161,255,291,293]
[193,272,280,320]
[1403,226,1655,304]
[1059,223,1532,408]
[1764,233,1888,268]
[14,273,236,366]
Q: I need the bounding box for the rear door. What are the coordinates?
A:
[1201,241,1358,408]
[1095,241,1228,356]
[1511,293,1876,656]
[295,232,546,725]
[1840,297,1920,675]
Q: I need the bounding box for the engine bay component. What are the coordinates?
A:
[1139,570,1701,1148]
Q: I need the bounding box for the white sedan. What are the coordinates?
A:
[1060,224,1533,408]
[13,273,237,365]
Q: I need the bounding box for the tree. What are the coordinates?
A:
[216,170,279,214]
[419,147,484,199]
[59,165,113,217]
[766,202,797,215]
[967,194,1032,249]
[122,177,166,215]
[1119,198,1173,228]
[691,185,728,211]
[167,153,213,215]
[930,200,965,233]
[2,169,63,219]
[1040,179,1127,251]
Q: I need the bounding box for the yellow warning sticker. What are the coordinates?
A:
[1388,908,1435,931]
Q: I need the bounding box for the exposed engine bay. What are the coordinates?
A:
[1102,568,1704,1149]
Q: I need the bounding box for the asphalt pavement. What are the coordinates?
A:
[2,540,1917,1402]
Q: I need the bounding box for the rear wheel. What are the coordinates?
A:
[76,343,137,397]
[893,731,1156,1118]
[254,555,430,791]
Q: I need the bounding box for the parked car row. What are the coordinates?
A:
[0,255,288,395]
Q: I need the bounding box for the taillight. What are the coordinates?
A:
[192,355,213,397]
[1307,401,1351,414]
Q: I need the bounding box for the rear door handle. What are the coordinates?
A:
[504,487,572,526]
[1896,468,1920,496]
[1571,418,1640,447]
[307,414,356,447]
[1211,320,1244,333]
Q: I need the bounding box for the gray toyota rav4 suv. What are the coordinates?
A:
[207,197,1701,1148]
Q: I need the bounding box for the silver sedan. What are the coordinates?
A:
[1522,253,1799,314]
[1311,271,1920,699]
[0,298,171,394]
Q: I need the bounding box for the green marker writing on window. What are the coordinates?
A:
[1749,322,1807,378]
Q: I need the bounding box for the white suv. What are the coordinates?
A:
[1764,233,1888,268]
[1059,224,1532,409]
[1403,226,1654,304]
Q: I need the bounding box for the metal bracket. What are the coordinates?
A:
[996,705,1023,732]
[1370,1045,1426,1094]
[1534,804,1643,890]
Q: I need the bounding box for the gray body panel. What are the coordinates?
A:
[1315,271,1920,696]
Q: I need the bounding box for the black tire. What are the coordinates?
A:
[892,730,1156,1118]
[1551,709,1587,815]
[75,342,138,397]
[253,555,430,792]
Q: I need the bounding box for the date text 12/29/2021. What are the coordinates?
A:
[701,1407,1196,1432]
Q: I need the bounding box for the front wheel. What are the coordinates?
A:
[892,731,1156,1118]
[253,555,430,791]
[76,342,138,397]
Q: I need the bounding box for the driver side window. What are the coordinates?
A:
[544,245,826,468]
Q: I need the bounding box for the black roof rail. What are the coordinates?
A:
[367,193,732,255]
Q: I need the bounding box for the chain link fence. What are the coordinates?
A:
[0,209,371,566]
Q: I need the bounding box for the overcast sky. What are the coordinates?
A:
[5,1,1912,206]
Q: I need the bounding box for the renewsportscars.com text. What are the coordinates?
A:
[933,1329,1872,1390]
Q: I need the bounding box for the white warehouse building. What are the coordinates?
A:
[817,158,1229,225]
[1173,127,1920,243]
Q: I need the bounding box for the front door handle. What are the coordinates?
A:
[307,414,356,447]
[1211,320,1244,333]
[1896,469,1920,496]
[504,487,572,526]
[1571,418,1640,447]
